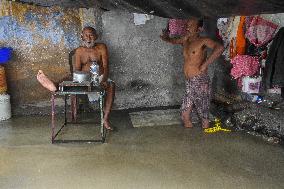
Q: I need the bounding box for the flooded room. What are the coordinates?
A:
[0,0,283,188]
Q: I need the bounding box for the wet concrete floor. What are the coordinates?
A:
[0,111,283,189]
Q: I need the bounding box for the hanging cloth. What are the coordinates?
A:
[219,16,240,60]
[264,27,284,88]
[235,16,246,55]
[230,55,260,88]
[245,16,278,47]
[168,19,187,37]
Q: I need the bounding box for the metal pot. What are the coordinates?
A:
[73,71,91,83]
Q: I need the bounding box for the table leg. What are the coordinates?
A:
[71,95,77,123]
[74,95,77,122]
[64,95,67,124]
[51,94,55,143]
[100,92,105,142]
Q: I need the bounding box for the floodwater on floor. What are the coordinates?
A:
[0,111,283,189]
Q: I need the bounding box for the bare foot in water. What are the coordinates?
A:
[104,120,113,131]
[37,70,57,92]
[202,119,210,129]
[183,121,193,128]
[181,113,193,128]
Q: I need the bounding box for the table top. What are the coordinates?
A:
[54,81,104,95]
[53,91,103,95]
[59,81,93,87]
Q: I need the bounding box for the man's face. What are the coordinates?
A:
[185,19,200,35]
[81,28,97,48]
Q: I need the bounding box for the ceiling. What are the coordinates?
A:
[17,0,284,18]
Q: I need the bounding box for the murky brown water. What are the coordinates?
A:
[0,112,283,189]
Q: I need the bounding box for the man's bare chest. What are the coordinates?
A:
[183,40,205,56]
[80,50,101,63]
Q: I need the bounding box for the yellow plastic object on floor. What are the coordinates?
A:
[204,118,231,133]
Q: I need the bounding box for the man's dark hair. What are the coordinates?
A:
[82,26,97,35]
[197,19,204,28]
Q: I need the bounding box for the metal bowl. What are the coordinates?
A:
[73,71,91,83]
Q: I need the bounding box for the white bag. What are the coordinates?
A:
[242,76,262,94]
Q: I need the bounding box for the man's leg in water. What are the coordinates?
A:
[195,98,210,129]
[181,79,194,128]
[194,78,211,129]
[37,70,57,92]
[201,84,211,129]
[181,105,193,128]
[103,81,115,130]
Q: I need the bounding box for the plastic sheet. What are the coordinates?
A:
[18,0,284,18]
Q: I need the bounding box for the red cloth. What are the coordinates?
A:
[230,55,259,79]
[245,16,278,47]
[168,19,187,36]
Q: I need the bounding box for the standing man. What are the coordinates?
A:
[160,18,224,129]
[37,26,115,130]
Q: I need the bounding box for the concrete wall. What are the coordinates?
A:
[101,10,185,109]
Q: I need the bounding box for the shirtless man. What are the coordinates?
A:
[37,26,115,130]
[160,18,224,129]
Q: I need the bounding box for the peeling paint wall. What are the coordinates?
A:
[0,1,97,114]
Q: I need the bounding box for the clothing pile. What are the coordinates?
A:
[217,15,283,96]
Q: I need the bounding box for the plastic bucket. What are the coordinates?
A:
[0,94,11,121]
[0,47,12,64]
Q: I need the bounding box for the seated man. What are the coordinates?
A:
[37,26,115,130]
